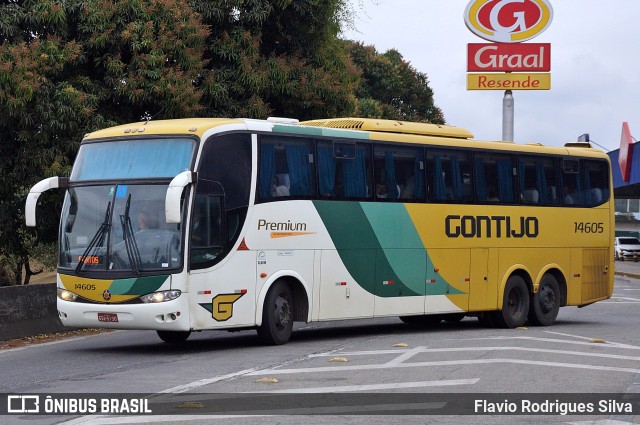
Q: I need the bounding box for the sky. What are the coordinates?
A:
[342,0,640,152]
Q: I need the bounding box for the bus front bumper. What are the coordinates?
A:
[57,295,191,331]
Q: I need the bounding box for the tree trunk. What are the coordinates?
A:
[21,255,43,285]
[15,258,24,286]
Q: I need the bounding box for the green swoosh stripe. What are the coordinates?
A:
[313,201,464,297]
[108,275,169,295]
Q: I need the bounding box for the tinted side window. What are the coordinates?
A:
[318,141,372,199]
[374,145,425,201]
[581,159,609,206]
[199,133,251,210]
[426,149,473,203]
[190,193,224,270]
[474,153,516,204]
[258,136,315,200]
[518,156,561,205]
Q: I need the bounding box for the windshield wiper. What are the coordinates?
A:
[76,201,111,274]
[120,194,142,275]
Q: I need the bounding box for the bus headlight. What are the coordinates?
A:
[57,288,78,302]
[140,290,181,303]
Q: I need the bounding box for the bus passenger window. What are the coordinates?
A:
[518,156,560,205]
[319,141,371,199]
[374,145,424,201]
[259,136,315,200]
[582,160,609,206]
[426,149,472,203]
[475,153,515,204]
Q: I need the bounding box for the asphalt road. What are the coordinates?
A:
[1,275,639,425]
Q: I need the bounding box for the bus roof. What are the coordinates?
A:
[300,118,474,139]
[80,117,609,161]
[83,118,244,140]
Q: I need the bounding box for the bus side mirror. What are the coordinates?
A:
[25,177,68,227]
[166,171,197,224]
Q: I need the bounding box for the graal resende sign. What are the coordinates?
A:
[464,0,553,43]
[465,0,553,91]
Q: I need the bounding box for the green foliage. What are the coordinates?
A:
[346,41,445,124]
[192,0,358,119]
[0,0,209,284]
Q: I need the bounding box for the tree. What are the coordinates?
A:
[190,0,359,120]
[0,0,209,284]
[345,41,445,124]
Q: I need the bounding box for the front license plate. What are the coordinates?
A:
[97,313,118,323]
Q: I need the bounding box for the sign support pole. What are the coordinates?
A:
[502,90,514,141]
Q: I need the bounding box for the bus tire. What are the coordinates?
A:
[494,275,530,328]
[528,274,560,326]
[157,330,191,344]
[257,280,294,345]
[400,314,442,326]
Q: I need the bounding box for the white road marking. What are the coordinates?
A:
[59,368,265,425]
[544,331,640,350]
[158,368,262,394]
[309,346,640,362]
[248,358,640,376]
[609,296,640,301]
[385,346,426,365]
[245,378,480,393]
[459,336,640,350]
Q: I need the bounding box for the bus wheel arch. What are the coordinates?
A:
[535,266,567,307]
[255,273,310,342]
[528,270,563,326]
[257,279,294,345]
[493,270,531,328]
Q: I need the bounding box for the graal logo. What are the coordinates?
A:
[8,395,39,413]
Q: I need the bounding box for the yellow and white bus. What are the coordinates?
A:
[26,117,614,344]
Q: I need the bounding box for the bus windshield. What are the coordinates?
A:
[59,184,184,273]
[70,138,195,181]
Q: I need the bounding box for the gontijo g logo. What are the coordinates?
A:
[464,0,553,43]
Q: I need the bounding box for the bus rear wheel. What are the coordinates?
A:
[257,281,294,345]
[528,274,560,326]
[157,330,191,344]
[493,275,530,328]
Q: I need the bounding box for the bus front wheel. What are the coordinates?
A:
[528,274,560,326]
[257,281,294,345]
[493,275,530,328]
[157,330,191,344]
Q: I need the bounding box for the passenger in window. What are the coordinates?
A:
[399,169,416,199]
[270,175,290,197]
[375,169,390,199]
[376,183,388,198]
